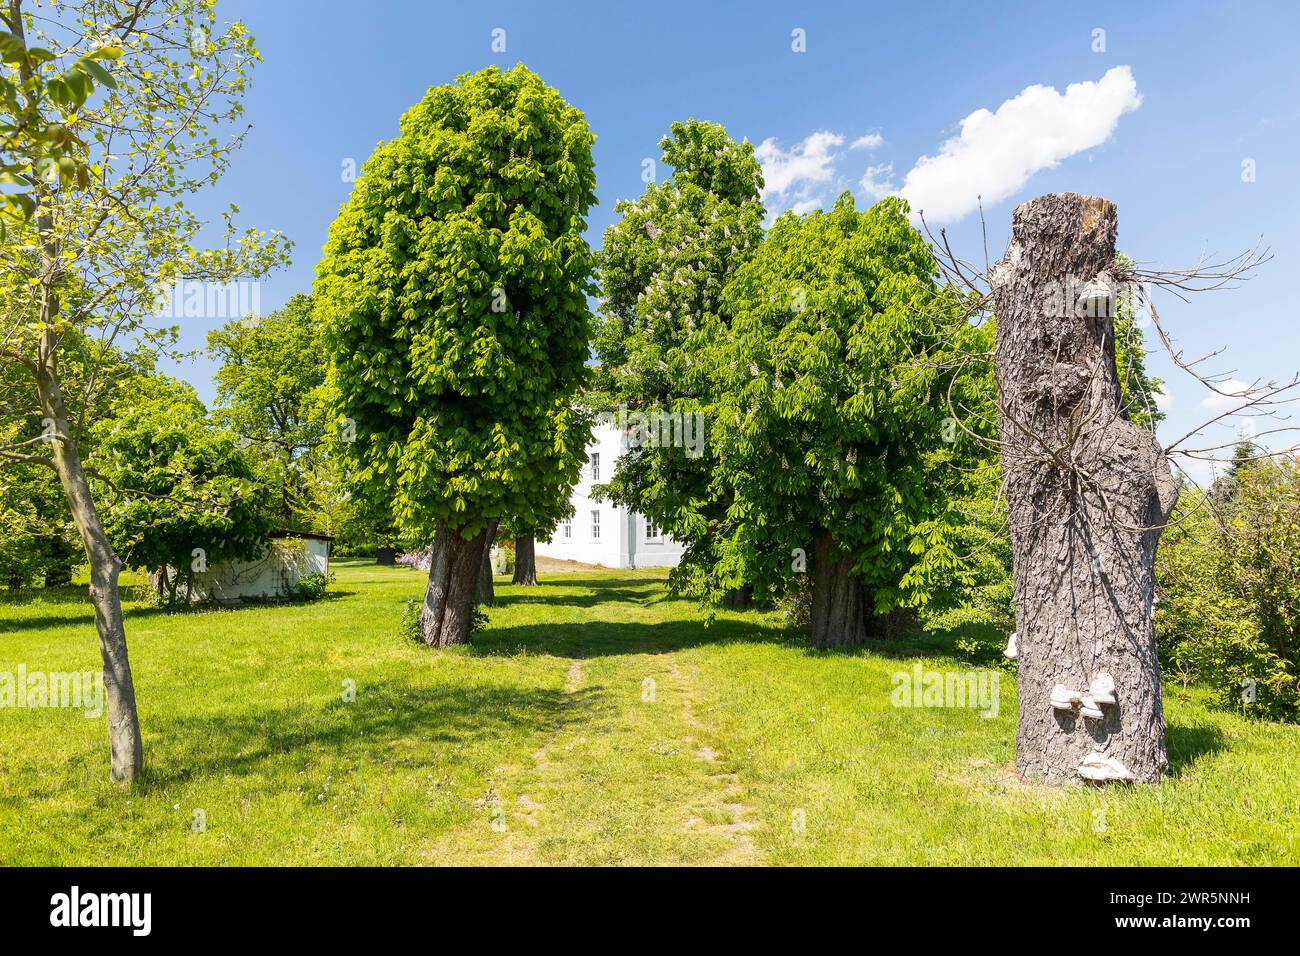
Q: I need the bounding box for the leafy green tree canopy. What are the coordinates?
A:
[316,64,596,542]
[706,194,960,635]
[208,293,327,459]
[593,118,764,406]
[592,120,765,599]
[208,293,330,526]
[91,377,272,599]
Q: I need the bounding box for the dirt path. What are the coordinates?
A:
[423,644,762,865]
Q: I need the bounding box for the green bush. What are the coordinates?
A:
[291,571,333,602]
[1158,456,1300,720]
[399,599,422,642]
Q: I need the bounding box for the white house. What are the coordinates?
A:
[535,424,683,569]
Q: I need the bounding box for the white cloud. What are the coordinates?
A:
[850,132,884,150]
[859,162,896,201]
[1153,381,1173,413]
[755,131,844,214]
[1171,456,1217,488]
[1199,378,1253,413]
[897,66,1142,222]
[788,198,823,215]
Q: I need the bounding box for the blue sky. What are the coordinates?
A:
[174,0,1300,481]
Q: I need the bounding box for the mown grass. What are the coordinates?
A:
[0,559,1295,865]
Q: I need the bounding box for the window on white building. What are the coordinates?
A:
[645,521,661,543]
[561,520,572,539]
[591,509,601,540]
[590,452,600,482]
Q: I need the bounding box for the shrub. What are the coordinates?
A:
[399,599,423,643]
[1158,457,1300,720]
[292,571,333,602]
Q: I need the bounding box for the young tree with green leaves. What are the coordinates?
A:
[1159,456,1300,719]
[592,119,765,603]
[0,0,288,782]
[706,194,961,646]
[0,9,120,235]
[91,376,272,603]
[316,64,595,647]
[0,327,146,589]
[207,292,328,527]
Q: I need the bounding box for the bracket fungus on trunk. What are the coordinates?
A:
[1078,751,1136,783]
[1050,684,1083,712]
[1050,672,1118,720]
[1089,672,1117,705]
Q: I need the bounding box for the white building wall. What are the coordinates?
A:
[185,534,330,603]
[535,425,683,569]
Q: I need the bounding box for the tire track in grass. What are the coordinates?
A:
[422,576,762,865]
[422,652,593,865]
[670,661,759,864]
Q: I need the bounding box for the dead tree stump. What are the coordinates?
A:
[991,193,1178,785]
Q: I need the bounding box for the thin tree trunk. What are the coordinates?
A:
[11,20,142,780]
[512,534,538,585]
[992,193,1178,785]
[35,342,144,784]
[421,521,492,647]
[476,519,499,606]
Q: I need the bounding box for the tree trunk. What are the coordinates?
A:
[512,534,538,585]
[35,342,144,784]
[421,522,492,647]
[719,584,753,609]
[808,532,914,646]
[43,541,74,587]
[992,193,1178,785]
[476,519,499,606]
[809,531,869,647]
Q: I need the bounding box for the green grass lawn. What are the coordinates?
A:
[1,559,1296,865]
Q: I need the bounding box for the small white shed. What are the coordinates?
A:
[181,531,332,604]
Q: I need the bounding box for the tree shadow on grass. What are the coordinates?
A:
[123,677,610,793]
[0,590,358,636]
[1164,718,1225,778]
[472,615,798,660]
[490,576,670,609]
[789,627,984,663]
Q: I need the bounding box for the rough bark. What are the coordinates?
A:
[992,193,1178,785]
[421,522,492,647]
[35,340,144,783]
[808,532,912,647]
[511,534,538,586]
[476,519,499,606]
[809,532,867,647]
